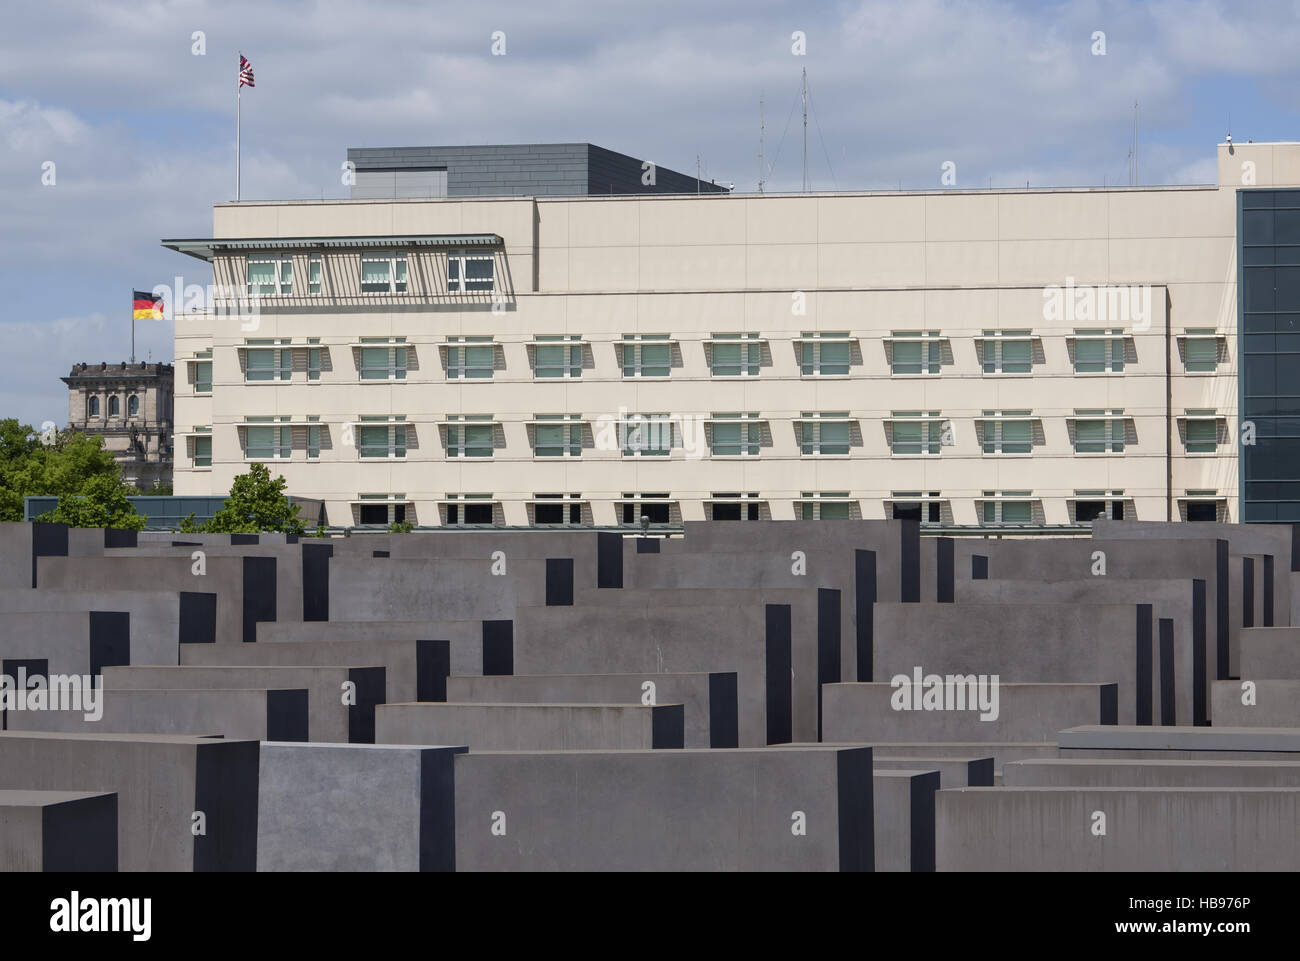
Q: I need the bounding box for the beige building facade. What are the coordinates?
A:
[163,142,1300,528]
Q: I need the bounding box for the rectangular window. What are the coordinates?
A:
[710,494,761,521]
[1074,412,1125,453]
[359,340,407,380]
[982,413,1033,454]
[620,494,672,526]
[247,255,292,297]
[445,496,496,526]
[358,418,407,459]
[621,335,672,377]
[308,255,322,295]
[448,252,495,292]
[800,333,852,376]
[1073,330,1125,373]
[1185,415,1219,453]
[891,492,943,525]
[245,341,292,381]
[710,414,761,456]
[446,418,495,458]
[710,334,761,377]
[193,434,212,468]
[1184,330,1219,372]
[799,492,852,520]
[361,252,407,293]
[890,413,943,455]
[621,415,673,457]
[245,418,291,460]
[534,337,583,378]
[194,361,212,394]
[307,416,321,459]
[533,494,583,525]
[982,492,1034,524]
[447,339,495,379]
[307,341,322,382]
[800,414,851,455]
[533,416,582,458]
[890,332,942,375]
[982,331,1033,374]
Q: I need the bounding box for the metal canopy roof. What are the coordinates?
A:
[160,233,503,261]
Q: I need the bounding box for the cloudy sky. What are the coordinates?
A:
[2,0,1299,428]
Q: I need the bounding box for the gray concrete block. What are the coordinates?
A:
[6,687,308,741]
[873,603,1186,727]
[1240,627,1300,679]
[0,610,131,677]
[0,588,189,666]
[0,731,257,871]
[444,672,735,748]
[181,638,448,703]
[1058,724,1300,753]
[873,756,995,787]
[377,702,684,750]
[823,681,1117,743]
[1211,679,1300,727]
[874,769,939,872]
[1003,757,1300,787]
[257,742,464,871]
[0,789,117,871]
[453,746,873,871]
[936,786,1300,870]
[101,665,384,743]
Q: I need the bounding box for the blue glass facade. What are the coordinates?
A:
[1239,188,1300,521]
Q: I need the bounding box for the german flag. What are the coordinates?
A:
[133,290,163,320]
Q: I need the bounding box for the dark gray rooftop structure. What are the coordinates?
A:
[345,142,731,199]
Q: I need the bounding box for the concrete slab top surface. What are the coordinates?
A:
[0,790,116,805]
[1059,726,1300,750]
[385,701,684,709]
[262,741,467,752]
[0,730,255,745]
[941,785,1300,794]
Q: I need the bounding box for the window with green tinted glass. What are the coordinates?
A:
[891,416,943,455]
[447,342,494,379]
[983,417,1033,454]
[193,435,211,467]
[1073,331,1125,373]
[891,334,942,374]
[710,416,761,456]
[801,417,851,455]
[1074,415,1124,453]
[1184,331,1219,372]
[801,335,851,375]
[245,345,291,381]
[711,335,761,376]
[533,420,581,457]
[534,339,582,378]
[245,424,290,459]
[622,337,671,377]
[1186,419,1218,452]
[447,422,494,457]
[360,343,406,380]
[195,361,212,393]
[983,332,1032,373]
[359,423,407,458]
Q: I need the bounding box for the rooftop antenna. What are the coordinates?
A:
[1131,100,1138,186]
[801,67,808,192]
[758,91,766,194]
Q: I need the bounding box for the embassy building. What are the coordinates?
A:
[161,140,1300,529]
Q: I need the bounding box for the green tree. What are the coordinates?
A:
[202,463,305,534]
[140,481,173,495]
[35,473,146,530]
[0,419,134,523]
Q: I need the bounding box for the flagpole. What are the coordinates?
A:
[236,53,241,202]
[130,290,135,364]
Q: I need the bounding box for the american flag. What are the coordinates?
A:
[239,54,255,88]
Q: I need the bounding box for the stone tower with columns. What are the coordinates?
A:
[62,361,174,490]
